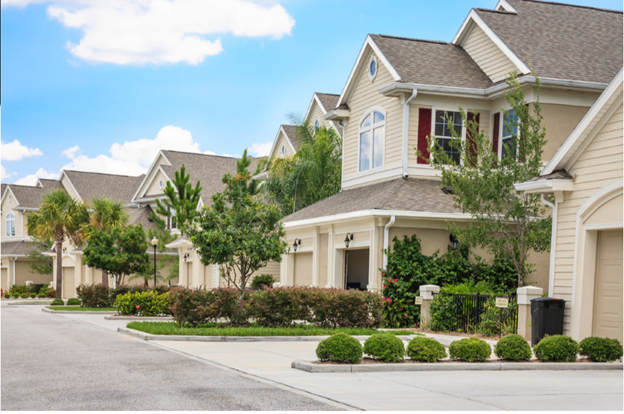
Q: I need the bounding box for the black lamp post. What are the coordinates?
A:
[151,237,158,287]
[344,233,353,248]
[293,238,301,252]
[449,234,459,250]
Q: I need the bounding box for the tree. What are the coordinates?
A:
[26,190,89,299]
[83,225,150,287]
[26,240,53,277]
[237,148,264,196]
[187,166,288,300]
[264,119,342,215]
[421,74,551,286]
[152,164,202,235]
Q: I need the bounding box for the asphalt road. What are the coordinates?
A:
[1,304,341,411]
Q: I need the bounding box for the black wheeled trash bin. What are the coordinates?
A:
[530,297,565,346]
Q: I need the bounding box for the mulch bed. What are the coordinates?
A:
[314,357,593,365]
[414,327,501,341]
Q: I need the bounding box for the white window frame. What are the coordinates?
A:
[314,119,320,133]
[6,213,15,237]
[159,179,164,190]
[368,55,378,81]
[357,106,386,173]
[499,107,519,161]
[430,107,466,165]
[281,145,285,157]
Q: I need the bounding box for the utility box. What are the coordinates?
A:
[530,297,565,346]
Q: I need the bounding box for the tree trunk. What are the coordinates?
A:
[56,240,63,299]
[102,269,108,287]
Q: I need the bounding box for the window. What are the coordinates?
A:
[434,110,463,165]
[281,145,285,157]
[368,56,377,81]
[159,180,164,189]
[8,195,12,202]
[359,110,385,172]
[314,120,320,133]
[6,213,15,237]
[501,109,518,160]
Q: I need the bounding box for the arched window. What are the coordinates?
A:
[359,110,385,172]
[159,180,164,189]
[6,213,15,237]
[314,120,320,133]
[281,145,285,157]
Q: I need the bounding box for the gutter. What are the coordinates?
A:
[383,215,395,269]
[514,179,574,194]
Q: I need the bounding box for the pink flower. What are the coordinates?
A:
[388,299,392,304]
[382,284,386,288]
[394,279,398,283]
[135,305,140,309]
[403,315,408,319]
[413,323,418,327]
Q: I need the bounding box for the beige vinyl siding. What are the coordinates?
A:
[552,102,623,334]
[1,191,21,238]
[343,47,402,180]
[145,170,168,196]
[308,100,335,130]
[293,252,313,286]
[539,104,590,162]
[250,260,281,282]
[462,24,519,83]
[273,130,296,158]
[61,175,81,201]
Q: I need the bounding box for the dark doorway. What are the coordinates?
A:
[344,249,369,290]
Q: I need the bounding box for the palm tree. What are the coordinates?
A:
[83,197,130,284]
[27,190,88,299]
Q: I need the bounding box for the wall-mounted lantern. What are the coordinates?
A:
[449,234,459,250]
[344,233,354,249]
[183,252,190,262]
[62,247,67,254]
[292,238,301,252]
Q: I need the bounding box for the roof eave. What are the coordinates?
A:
[323,109,351,121]
[514,179,574,194]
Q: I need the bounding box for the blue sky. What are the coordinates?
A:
[2,0,622,185]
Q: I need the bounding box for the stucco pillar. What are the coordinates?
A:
[419,285,440,328]
[312,228,320,287]
[517,286,543,342]
[326,226,334,288]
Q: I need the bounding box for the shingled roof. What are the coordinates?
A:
[370,34,494,89]
[475,0,623,84]
[7,184,54,209]
[1,241,47,256]
[282,177,461,223]
[316,93,340,112]
[63,170,145,204]
[281,125,301,152]
[128,205,159,231]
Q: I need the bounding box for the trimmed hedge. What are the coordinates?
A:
[494,334,532,361]
[251,274,275,288]
[316,333,363,364]
[66,298,81,306]
[449,338,491,362]
[51,299,64,306]
[114,291,172,317]
[579,337,623,362]
[76,284,171,308]
[406,337,447,362]
[533,335,579,362]
[363,333,405,362]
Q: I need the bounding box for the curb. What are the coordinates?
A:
[105,315,174,321]
[117,327,417,343]
[291,360,624,373]
[7,301,53,306]
[42,308,118,315]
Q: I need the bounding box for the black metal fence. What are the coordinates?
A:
[432,292,518,335]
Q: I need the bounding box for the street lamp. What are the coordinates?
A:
[292,238,301,252]
[344,233,353,249]
[449,234,459,250]
[151,237,158,287]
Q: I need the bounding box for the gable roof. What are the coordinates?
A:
[37,179,64,191]
[3,184,52,209]
[315,93,340,112]
[474,0,623,84]
[62,170,145,204]
[267,124,300,160]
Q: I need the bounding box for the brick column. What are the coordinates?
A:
[517,286,543,342]
[419,284,440,327]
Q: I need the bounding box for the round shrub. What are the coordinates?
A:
[533,335,579,362]
[316,333,363,364]
[29,292,37,298]
[494,334,532,361]
[363,333,405,362]
[67,298,81,306]
[449,338,492,362]
[579,337,623,362]
[51,299,64,306]
[251,274,275,289]
[3,293,9,299]
[406,336,446,362]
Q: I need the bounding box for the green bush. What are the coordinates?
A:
[494,334,532,361]
[29,292,37,298]
[406,337,447,362]
[77,283,171,308]
[449,338,491,362]
[39,286,56,298]
[51,299,64,306]
[67,298,81,306]
[533,335,579,362]
[363,333,405,362]
[579,337,623,362]
[251,274,275,288]
[114,291,172,316]
[3,293,9,299]
[316,333,363,364]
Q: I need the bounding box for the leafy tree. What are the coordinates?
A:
[421,74,551,286]
[26,189,89,299]
[152,164,202,235]
[264,119,342,215]
[83,225,150,287]
[26,240,53,276]
[188,165,288,300]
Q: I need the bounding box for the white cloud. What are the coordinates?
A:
[248,141,273,157]
[3,0,295,65]
[1,140,43,161]
[14,167,59,186]
[1,165,15,180]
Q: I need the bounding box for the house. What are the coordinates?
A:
[277,0,622,292]
[515,69,623,342]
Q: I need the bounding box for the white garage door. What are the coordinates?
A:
[294,253,313,287]
[593,230,623,342]
[62,267,75,299]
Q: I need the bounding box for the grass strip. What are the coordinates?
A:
[126,321,416,337]
[48,307,117,312]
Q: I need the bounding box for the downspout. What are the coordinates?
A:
[383,215,396,269]
[402,89,418,178]
[541,194,556,297]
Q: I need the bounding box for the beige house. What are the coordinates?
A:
[277,0,622,292]
[516,69,623,342]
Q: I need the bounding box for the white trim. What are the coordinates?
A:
[130,150,173,202]
[494,0,517,13]
[336,35,401,108]
[514,179,574,193]
[357,106,387,173]
[323,109,351,121]
[578,179,623,221]
[430,106,467,165]
[342,165,403,189]
[543,69,623,175]
[383,215,395,269]
[1,186,18,209]
[304,93,330,124]
[267,125,298,160]
[402,90,418,177]
[368,55,378,82]
[584,222,624,231]
[58,171,83,203]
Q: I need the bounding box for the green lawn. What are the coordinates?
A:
[127,321,417,337]
[48,307,117,312]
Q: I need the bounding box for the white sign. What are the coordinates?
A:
[414,296,423,305]
[495,297,509,309]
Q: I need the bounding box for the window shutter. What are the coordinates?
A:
[467,112,479,166]
[417,108,432,164]
[492,112,500,161]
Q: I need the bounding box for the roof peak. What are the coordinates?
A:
[162,149,248,160]
[517,0,623,14]
[376,34,448,45]
[64,169,143,178]
[315,92,340,96]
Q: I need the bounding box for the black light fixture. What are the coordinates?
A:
[344,233,354,249]
[151,237,158,286]
[449,234,459,250]
[292,238,301,252]
[62,247,67,254]
[183,252,190,262]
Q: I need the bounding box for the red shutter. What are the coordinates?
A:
[492,112,500,158]
[466,112,479,166]
[417,108,432,164]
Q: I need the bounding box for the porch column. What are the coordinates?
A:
[367,226,379,291]
[326,226,334,288]
[312,227,320,287]
[419,284,440,327]
[517,286,543,342]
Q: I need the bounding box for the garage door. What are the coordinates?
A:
[1,268,8,291]
[62,268,75,299]
[592,230,623,342]
[294,253,313,287]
